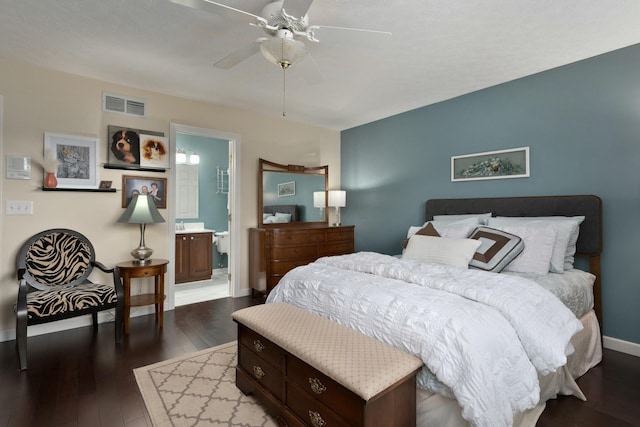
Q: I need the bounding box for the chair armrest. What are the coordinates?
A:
[91,260,114,274]
[91,261,125,300]
[16,268,28,316]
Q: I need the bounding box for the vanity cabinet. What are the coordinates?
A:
[175,232,213,284]
[249,225,354,296]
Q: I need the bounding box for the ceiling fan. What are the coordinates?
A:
[170,0,391,72]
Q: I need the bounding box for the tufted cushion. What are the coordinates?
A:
[25,283,116,319]
[25,231,92,288]
[233,302,423,401]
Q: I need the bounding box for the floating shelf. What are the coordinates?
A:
[41,187,117,193]
[103,163,166,172]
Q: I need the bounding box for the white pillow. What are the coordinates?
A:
[263,215,277,223]
[407,218,479,240]
[489,216,584,272]
[403,235,482,269]
[263,213,273,221]
[491,223,557,275]
[275,212,292,223]
[433,213,492,225]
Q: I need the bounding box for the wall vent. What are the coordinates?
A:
[102,93,146,117]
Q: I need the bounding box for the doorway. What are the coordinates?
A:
[167,124,241,309]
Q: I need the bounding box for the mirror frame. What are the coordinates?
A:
[259,158,328,228]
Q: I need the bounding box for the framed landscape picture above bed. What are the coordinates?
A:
[451,146,530,182]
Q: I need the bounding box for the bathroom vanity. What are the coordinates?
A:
[175,229,213,284]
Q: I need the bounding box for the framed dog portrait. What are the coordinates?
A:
[122,175,167,209]
[107,125,166,170]
[139,134,170,169]
[44,132,99,189]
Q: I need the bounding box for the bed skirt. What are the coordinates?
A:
[416,310,602,427]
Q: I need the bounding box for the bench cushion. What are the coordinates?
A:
[232,302,423,401]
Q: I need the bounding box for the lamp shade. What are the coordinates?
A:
[328,190,346,208]
[313,191,325,208]
[118,194,165,224]
[260,29,308,69]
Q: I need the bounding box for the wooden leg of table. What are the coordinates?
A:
[123,277,131,334]
[156,274,164,328]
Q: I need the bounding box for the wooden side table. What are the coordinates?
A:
[117,259,169,334]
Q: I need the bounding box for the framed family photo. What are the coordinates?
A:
[451,147,530,182]
[122,175,167,209]
[44,132,99,189]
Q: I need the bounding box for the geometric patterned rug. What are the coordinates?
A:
[134,341,277,427]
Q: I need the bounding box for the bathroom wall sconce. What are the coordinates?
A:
[176,148,187,165]
[176,148,199,165]
[328,190,346,226]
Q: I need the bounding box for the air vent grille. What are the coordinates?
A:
[102,93,146,117]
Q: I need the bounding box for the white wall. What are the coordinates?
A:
[0,59,340,337]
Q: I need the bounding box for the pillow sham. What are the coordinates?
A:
[468,226,524,272]
[263,213,273,221]
[407,218,479,239]
[433,213,492,225]
[403,235,482,269]
[263,215,276,223]
[489,216,584,272]
[493,223,557,275]
[275,212,292,223]
[401,223,440,249]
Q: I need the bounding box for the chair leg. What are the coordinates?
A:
[16,313,28,371]
[115,305,123,344]
[91,312,98,329]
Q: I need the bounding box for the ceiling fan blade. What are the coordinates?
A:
[282,0,314,19]
[170,0,262,25]
[299,51,324,85]
[309,25,392,37]
[213,42,261,69]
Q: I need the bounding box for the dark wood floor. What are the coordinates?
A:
[1,296,639,427]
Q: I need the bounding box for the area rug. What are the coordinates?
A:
[134,341,277,427]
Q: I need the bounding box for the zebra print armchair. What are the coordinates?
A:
[15,229,124,370]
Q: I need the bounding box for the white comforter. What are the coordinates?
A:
[266,252,584,427]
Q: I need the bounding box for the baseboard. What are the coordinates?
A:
[603,335,640,358]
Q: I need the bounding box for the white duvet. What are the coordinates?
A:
[266,252,584,427]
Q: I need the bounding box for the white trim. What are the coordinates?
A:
[603,335,640,358]
[168,123,242,308]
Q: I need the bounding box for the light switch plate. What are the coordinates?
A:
[6,200,33,215]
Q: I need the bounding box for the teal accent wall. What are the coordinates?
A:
[341,44,640,345]
[176,134,229,268]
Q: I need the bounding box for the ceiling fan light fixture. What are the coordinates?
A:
[260,29,308,69]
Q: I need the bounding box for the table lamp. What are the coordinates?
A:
[328,190,346,227]
[118,194,165,264]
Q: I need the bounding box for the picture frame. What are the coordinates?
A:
[107,125,166,171]
[277,181,295,197]
[44,133,99,189]
[451,147,530,182]
[122,175,167,209]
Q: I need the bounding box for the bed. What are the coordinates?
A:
[266,195,603,427]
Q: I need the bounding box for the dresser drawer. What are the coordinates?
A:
[287,381,353,427]
[319,241,354,257]
[238,325,285,368]
[326,228,354,242]
[272,245,318,260]
[271,259,315,275]
[287,355,362,426]
[272,230,326,246]
[238,344,283,400]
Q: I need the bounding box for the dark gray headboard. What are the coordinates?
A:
[425,195,603,326]
[263,204,299,222]
[425,195,602,255]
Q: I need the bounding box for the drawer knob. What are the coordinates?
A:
[308,411,326,427]
[253,339,265,352]
[309,377,326,395]
[253,365,265,379]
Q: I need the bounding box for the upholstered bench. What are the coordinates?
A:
[232,302,423,427]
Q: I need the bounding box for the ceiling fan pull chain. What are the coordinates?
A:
[282,67,287,117]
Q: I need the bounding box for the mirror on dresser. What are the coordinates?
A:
[258,158,328,227]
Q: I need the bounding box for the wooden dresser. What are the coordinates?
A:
[249,225,354,296]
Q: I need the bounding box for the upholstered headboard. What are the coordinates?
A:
[263,204,300,222]
[425,195,603,325]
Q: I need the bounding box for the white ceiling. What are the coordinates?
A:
[1,0,640,130]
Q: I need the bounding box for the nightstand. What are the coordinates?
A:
[117,259,169,334]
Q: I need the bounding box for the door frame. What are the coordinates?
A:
[166,123,241,309]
